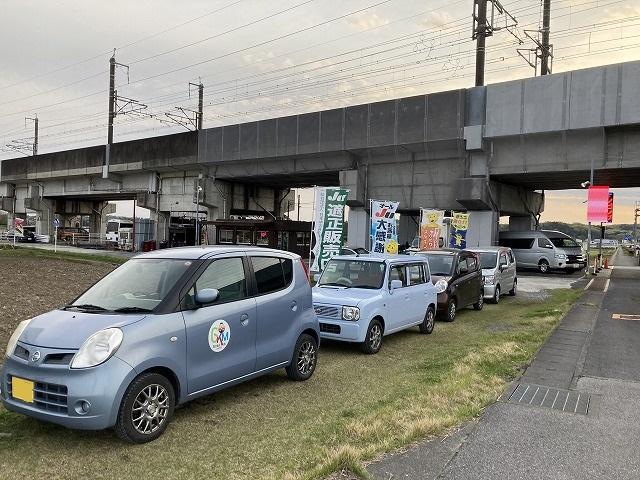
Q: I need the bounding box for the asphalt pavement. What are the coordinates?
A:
[368,249,640,479]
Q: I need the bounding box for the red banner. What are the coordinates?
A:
[587,186,610,223]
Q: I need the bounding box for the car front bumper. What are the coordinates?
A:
[1,347,136,430]
[483,284,496,299]
[317,317,365,342]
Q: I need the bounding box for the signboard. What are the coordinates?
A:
[419,209,444,250]
[587,186,610,223]
[607,192,614,224]
[310,187,349,272]
[449,212,469,249]
[370,200,400,254]
[14,217,24,235]
[52,217,61,228]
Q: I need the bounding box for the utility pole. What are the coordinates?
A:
[198,82,204,130]
[634,200,639,245]
[25,115,38,155]
[105,51,130,178]
[297,194,301,221]
[540,0,552,75]
[474,0,488,87]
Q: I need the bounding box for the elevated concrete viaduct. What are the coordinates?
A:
[2,60,640,247]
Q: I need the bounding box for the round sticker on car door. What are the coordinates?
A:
[208,320,231,352]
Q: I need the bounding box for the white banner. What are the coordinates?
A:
[370,200,400,254]
[310,187,349,271]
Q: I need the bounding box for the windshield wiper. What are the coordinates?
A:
[113,306,153,313]
[319,282,349,288]
[63,304,109,312]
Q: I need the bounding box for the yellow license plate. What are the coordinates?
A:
[12,377,34,404]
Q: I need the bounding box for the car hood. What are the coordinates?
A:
[19,310,147,349]
[312,286,381,307]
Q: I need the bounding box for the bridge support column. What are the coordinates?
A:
[466,210,499,247]
[346,207,369,249]
[509,215,535,231]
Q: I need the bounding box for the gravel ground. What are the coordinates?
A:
[0,256,115,362]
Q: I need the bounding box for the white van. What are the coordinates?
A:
[498,230,586,273]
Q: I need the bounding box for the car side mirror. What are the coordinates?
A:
[389,279,403,292]
[313,273,321,283]
[195,288,219,305]
[499,264,506,271]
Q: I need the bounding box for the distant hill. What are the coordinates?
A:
[500,221,636,241]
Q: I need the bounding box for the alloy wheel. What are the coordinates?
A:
[369,324,382,350]
[297,340,317,375]
[131,384,169,435]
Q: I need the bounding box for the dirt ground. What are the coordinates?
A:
[0,255,114,361]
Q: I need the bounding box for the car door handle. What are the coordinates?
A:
[240,313,249,326]
[290,301,298,312]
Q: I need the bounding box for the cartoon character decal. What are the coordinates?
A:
[208,320,231,352]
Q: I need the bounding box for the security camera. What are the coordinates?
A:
[580,181,591,188]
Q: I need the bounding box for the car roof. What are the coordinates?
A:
[133,245,299,261]
[330,254,426,263]
[414,248,463,256]
[467,246,508,253]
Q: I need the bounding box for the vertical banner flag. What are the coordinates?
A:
[607,192,614,224]
[370,200,400,254]
[587,186,610,223]
[420,209,444,250]
[449,212,469,249]
[311,187,349,272]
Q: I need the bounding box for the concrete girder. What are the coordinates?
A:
[455,178,544,217]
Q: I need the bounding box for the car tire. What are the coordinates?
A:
[443,298,457,322]
[361,319,384,354]
[538,260,550,273]
[509,279,517,296]
[492,285,501,304]
[473,291,484,310]
[285,333,318,381]
[419,306,435,334]
[114,372,175,444]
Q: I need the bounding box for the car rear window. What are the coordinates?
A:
[251,257,293,295]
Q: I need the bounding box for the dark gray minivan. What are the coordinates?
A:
[499,230,586,273]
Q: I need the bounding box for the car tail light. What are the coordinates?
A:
[300,259,311,284]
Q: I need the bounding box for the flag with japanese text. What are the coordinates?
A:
[419,209,444,250]
[449,212,469,249]
[370,200,400,255]
[310,187,349,271]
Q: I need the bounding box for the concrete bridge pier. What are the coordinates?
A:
[509,214,536,231]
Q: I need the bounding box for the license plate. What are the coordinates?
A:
[11,377,34,404]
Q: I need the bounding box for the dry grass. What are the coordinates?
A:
[0,249,581,479]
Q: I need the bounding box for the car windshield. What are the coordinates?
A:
[478,252,498,269]
[319,259,386,289]
[549,237,579,248]
[67,259,193,312]
[419,254,455,276]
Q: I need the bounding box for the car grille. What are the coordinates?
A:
[8,376,68,414]
[43,353,74,365]
[13,345,29,361]
[319,323,341,334]
[567,255,584,262]
[314,305,340,319]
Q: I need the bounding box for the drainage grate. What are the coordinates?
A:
[502,383,591,415]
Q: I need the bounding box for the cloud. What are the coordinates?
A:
[346,12,388,31]
[422,11,455,30]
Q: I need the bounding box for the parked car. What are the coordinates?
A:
[339,246,369,256]
[498,230,586,273]
[414,249,484,322]
[2,246,319,443]
[312,254,437,354]
[468,247,517,303]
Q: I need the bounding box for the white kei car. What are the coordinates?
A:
[312,255,437,354]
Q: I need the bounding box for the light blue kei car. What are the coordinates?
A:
[2,246,319,443]
[313,255,438,354]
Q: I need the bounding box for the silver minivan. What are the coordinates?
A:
[498,230,586,273]
[2,246,319,443]
[468,247,517,303]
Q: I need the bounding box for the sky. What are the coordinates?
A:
[1,0,640,223]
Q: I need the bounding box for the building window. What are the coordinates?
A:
[236,230,253,245]
[296,231,311,246]
[219,229,233,244]
[256,231,269,246]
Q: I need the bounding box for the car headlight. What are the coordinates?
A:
[5,319,31,358]
[484,275,495,285]
[342,306,360,321]
[434,279,448,294]
[555,253,566,259]
[71,328,123,369]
